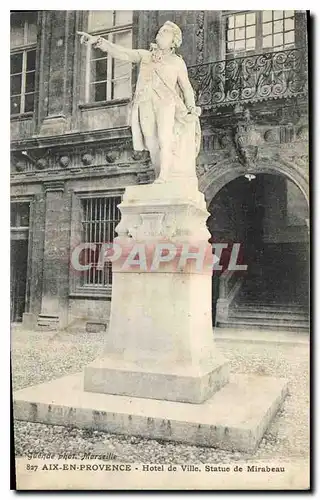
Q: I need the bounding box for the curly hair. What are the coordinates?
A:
[163,21,182,49]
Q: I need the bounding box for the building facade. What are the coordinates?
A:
[10,10,309,332]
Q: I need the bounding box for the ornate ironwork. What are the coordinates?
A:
[188,48,308,108]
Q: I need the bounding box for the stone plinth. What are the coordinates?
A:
[84,357,229,404]
[84,180,229,403]
[14,372,288,452]
[14,178,289,451]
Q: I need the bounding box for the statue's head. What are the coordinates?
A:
[156,21,182,51]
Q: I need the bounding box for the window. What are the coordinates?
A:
[225,10,296,55]
[81,196,121,288]
[10,202,30,228]
[10,11,38,115]
[227,12,256,54]
[85,10,133,103]
[262,10,295,51]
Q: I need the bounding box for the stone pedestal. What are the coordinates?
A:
[14,372,288,452]
[84,180,229,403]
[14,174,288,451]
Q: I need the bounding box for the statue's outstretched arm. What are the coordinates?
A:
[78,31,148,63]
[94,37,147,63]
[177,59,196,112]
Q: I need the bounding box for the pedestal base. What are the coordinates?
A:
[84,357,229,403]
[14,372,288,452]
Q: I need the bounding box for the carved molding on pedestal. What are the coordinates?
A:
[115,183,210,244]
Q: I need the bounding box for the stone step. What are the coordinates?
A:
[234,303,309,314]
[230,310,309,322]
[234,300,308,307]
[235,300,308,307]
[217,318,309,332]
[13,372,288,453]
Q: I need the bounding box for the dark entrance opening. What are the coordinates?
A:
[10,202,30,323]
[207,173,309,330]
[11,240,29,322]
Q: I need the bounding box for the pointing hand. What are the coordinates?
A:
[77,31,98,46]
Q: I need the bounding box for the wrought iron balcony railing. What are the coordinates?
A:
[188,47,308,108]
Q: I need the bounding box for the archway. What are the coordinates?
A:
[207,173,309,330]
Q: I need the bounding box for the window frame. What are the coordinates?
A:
[84,10,133,104]
[10,12,38,116]
[69,189,124,298]
[10,201,31,229]
[260,10,296,52]
[223,10,298,59]
[225,11,258,57]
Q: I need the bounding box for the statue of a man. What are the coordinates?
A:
[78,21,201,183]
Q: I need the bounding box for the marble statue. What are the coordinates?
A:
[78,21,201,182]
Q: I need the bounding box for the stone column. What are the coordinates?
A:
[37,181,70,329]
[22,192,46,329]
[39,11,76,136]
[204,11,223,61]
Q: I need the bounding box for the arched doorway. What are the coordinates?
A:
[207,173,309,331]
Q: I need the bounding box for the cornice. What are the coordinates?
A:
[11,126,132,152]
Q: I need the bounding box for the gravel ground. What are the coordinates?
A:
[12,327,309,463]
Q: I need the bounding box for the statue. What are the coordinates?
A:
[78,21,201,183]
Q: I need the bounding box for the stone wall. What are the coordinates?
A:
[10,10,309,328]
[68,298,111,330]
